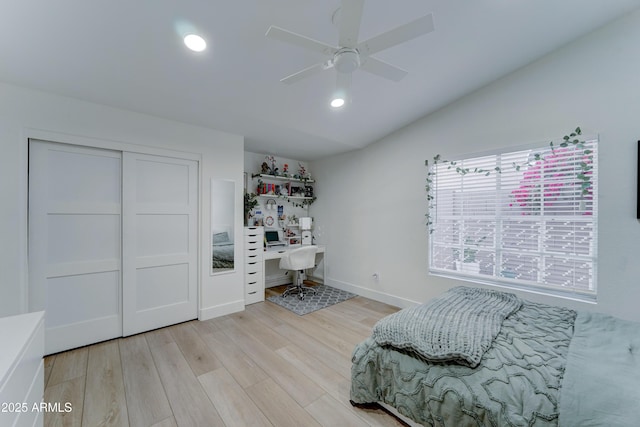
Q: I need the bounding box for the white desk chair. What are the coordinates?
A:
[279,245,318,300]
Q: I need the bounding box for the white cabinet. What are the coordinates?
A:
[0,311,45,427]
[244,227,265,305]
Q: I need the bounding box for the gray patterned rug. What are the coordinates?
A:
[267,285,357,316]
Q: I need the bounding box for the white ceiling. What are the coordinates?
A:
[2,1,639,160]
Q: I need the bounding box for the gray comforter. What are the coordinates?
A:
[559,311,640,427]
[351,300,576,426]
[371,286,522,368]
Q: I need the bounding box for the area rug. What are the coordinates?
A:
[267,285,356,316]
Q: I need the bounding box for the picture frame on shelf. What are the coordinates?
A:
[304,185,314,197]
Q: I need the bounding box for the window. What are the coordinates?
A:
[428,136,597,300]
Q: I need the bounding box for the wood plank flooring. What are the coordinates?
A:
[43,287,405,427]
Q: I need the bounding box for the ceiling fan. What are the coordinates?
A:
[265,0,434,107]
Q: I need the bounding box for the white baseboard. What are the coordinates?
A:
[325,278,420,309]
[199,299,245,321]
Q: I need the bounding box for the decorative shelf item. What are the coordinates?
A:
[253,173,316,207]
[251,173,315,183]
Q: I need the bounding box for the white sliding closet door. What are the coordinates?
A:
[122,152,198,336]
[29,141,122,355]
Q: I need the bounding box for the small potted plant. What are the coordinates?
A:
[244,192,258,226]
[265,155,278,175]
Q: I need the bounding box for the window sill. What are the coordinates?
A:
[429,269,597,305]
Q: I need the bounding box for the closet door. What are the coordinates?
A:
[29,141,122,355]
[122,153,198,336]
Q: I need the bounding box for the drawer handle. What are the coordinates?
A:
[248,291,257,295]
[248,248,257,252]
[248,281,257,285]
[248,271,256,275]
[248,262,257,265]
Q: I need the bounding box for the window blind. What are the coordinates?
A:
[428,137,598,300]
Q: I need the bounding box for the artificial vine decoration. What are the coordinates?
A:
[425,127,593,233]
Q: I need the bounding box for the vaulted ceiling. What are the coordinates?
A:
[2,1,639,160]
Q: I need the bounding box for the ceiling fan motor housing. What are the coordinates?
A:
[334,48,360,73]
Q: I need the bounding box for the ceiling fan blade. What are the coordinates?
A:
[358,13,434,55]
[338,0,364,48]
[266,26,336,55]
[360,57,408,82]
[280,62,327,84]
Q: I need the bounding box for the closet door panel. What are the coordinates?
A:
[46,271,120,327]
[28,141,122,355]
[136,214,189,256]
[122,153,198,336]
[135,264,190,311]
[47,214,120,264]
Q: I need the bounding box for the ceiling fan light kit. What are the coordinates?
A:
[266,0,434,107]
[333,48,360,74]
[183,34,206,52]
[330,97,346,108]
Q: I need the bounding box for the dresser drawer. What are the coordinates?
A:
[0,312,44,427]
[245,289,264,305]
[245,252,262,264]
[244,226,263,237]
[244,235,262,245]
[244,237,264,248]
[244,246,262,258]
[245,270,264,305]
[245,268,263,284]
[245,259,262,274]
[245,279,262,295]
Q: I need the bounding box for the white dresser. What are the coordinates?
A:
[0,311,45,427]
[244,227,265,305]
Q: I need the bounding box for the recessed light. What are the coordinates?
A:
[330,97,345,108]
[184,34,206,52]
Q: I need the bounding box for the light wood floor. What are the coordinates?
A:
[43,286,405,427]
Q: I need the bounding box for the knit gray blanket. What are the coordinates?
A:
[371,286,522,367]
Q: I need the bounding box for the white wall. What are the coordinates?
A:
[0,82,246,320]
[311,9,640,322]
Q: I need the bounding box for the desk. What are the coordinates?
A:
[263,244,326,260]
[244,227,326,305]
[264,245,326,285]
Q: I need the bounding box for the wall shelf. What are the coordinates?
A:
[257,194,313,201]
[252,173,315,184]
[252,173,316,205]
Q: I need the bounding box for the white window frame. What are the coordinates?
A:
[428,136,598,302]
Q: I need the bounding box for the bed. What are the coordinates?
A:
[211,230,234,270]
[350,286,640,427]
